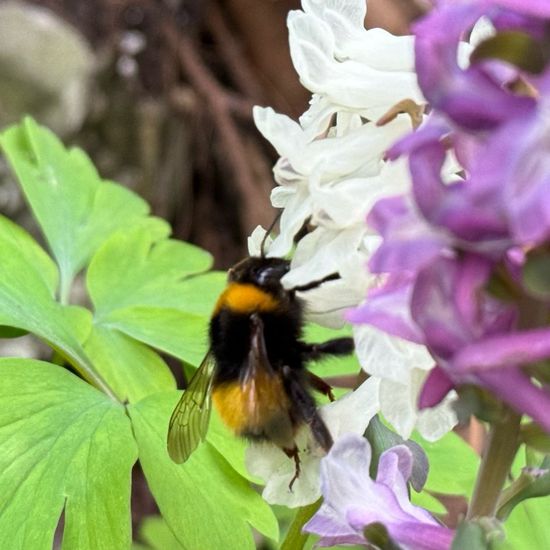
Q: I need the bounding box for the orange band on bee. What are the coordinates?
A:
[213,283,279,315]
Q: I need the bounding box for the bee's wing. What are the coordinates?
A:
[167,351,216,463]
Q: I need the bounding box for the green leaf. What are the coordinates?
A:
[138,516,184,550]
[412,431,480,496]
[128,393,279,550]
[0,358,137,550]
[522,251,550,300]
[410,490,447,515]
[0,216,115,392]
[505,494,550,548]
[86,227,216,369]
[280,501,320,550]
[83,325,176,403]
[0,118,157,300]
[87,226,213,318]
[207,409,256,481]
[104,307,209,366]
[0,213,58,296]
[0,326,28,338]
[169,271,227,316]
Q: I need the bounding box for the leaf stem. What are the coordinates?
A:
[59,273,72,306]
[466,408,522,519]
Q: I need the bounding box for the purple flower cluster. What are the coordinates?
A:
[304,434,454,549]
[351,0,550,432]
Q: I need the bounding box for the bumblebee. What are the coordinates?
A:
[167,246,353,487]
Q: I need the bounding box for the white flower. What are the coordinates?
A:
[288,0,422,119]
[246,377,380,507]
[251,0,458,473]
[354,323,457,442]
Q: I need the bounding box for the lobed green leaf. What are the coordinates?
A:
[83,325,176,403]
[87,226,213,319]
[0,118,157,300]
[0,358,137,550]
[0,215,111,390]
[104,307,209,367]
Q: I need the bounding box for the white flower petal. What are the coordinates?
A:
[283,225,365,287]
[247,225,269,256]
[354,324,434,383]
[246,378,380,507]
[379,375,420,440]
[469,16,495,48]
[253,106,307,159]
[378,370,457,441]
[303,0,366,35]
[246,436,323,507]
[416,395,458,442]
[320,377,381,437]
[297,246,375,327]
[268,186,313,258]
[290,36,423,112]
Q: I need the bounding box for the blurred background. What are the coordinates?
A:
[0,1,431,546]
[0,0,426,268]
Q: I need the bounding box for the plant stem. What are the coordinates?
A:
[467,408,522,519]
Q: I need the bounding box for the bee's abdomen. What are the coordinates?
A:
[211,373,292,439]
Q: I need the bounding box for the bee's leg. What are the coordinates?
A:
[309,413,334,452]
[290,272,340,292]
[301,337,354,361]
[283,366,334,453]
[283,446,301,491]
[306,371,335,402]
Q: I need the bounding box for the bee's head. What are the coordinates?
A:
[228,257,290,292]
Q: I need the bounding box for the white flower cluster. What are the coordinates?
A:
[248,0,457,506]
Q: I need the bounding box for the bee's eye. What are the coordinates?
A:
[257,263,288,285]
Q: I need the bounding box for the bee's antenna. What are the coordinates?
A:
[260,210,282,258]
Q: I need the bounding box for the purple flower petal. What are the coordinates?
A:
[411,256,484,357]
[492,0,550,17]
[367,195,449,274]
[414,1,535,130]
[387,114,451,161]
[348,274,425,344]
[453,328,550,372]
[419,366,454,409]
[304,434,453,549]
[388,522,455,550]
[478,369,550,432]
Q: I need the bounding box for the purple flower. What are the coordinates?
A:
[491,0,550,18]
[386,91,550,255]
[413,1,535,131]
[353,253,550,432]
[366,193,451,274]
[303,433,454,549]
[352,0,550,437]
